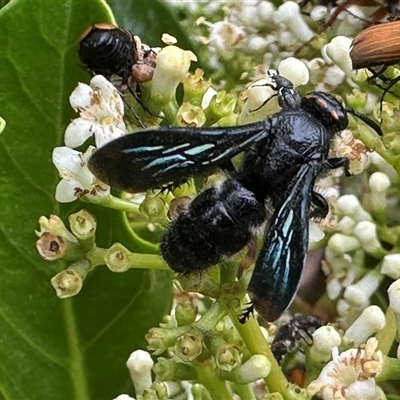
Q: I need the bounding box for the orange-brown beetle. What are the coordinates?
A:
[350,20,400,69]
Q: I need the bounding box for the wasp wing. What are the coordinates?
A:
[248,161,320,321]
[88,121,270,193]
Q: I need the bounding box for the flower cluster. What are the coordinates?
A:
[35,1,400,398]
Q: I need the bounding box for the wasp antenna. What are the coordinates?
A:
[127,85,162,122]
[250,92,278,113]
[345,107,383,136]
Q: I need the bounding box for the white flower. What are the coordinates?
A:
[52,146,110,203]
[308,338,384,400]
[209,21,245,57]
[65,75,126,148]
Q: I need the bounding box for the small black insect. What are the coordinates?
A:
[271,315,323,364]
[88,73,381,321]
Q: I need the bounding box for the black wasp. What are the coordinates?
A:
[79,23,156,126]
[88,72,382,322]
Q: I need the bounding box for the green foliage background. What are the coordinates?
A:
[0,1,191,398]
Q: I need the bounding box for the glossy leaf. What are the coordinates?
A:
[0,1,173,399]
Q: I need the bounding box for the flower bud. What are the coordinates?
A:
[388,279,400,340]
[353,221,386,258]
[381,254,400,279]
[336,216,356,235]
[113,395,135,400]
[326,233,360,255]
[126,350,153,396]
[336,195,371,222]
[310,326,342,363]
[226,354,270,383]
[325,36,354,76]
[51,259,91,298]
[278,57,309,87]
[344,306,386,345]
[274,2,313,43]
[344,271,383,308]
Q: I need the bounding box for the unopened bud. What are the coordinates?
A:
[388,279,400,340]
[353,221,386,257]
[126,350,153,396]
[344,271,383,307]
[336,195,371,221]
[344,306,386,345]
[278,57,309,87]
[236,354,271,383]
[381,254,400,279]
[310,326,341,363]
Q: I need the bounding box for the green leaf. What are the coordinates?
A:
[107,0,196,52]
[0,1,173,399]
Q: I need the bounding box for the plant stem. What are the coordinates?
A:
[195,362,232,400]
[233,316,290,399]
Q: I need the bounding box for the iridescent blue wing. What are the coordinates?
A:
[248,161,320,321]
[88,121,270,193]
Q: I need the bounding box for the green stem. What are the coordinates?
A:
[233,317,290,398]
[355,125,398,166]
[195,301,228,331]
[376,307,397,356]
[83,194,140,213]
[162,99,180,124]
[195,363,232,400]
[231,383,256,400]
[377,356,400,382]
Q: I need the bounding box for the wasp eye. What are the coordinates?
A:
[301,92,348,132]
